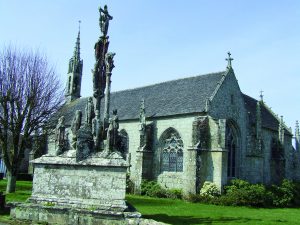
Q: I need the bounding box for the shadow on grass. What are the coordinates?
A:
[143,214,262,225]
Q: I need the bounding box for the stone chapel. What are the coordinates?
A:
[46,8,300,195]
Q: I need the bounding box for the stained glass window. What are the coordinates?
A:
[177,149,183,172]
[161,131,184,172]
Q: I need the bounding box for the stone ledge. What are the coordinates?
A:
[10,202,158,225]
[32,151,128,167]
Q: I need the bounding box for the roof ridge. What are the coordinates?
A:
[261,102,293,135]
[208,69,229,102]
[111,71,226,94]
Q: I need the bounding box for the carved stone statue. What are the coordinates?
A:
[71,110,82,149]
[55,116,66,155]
[105,52,115,73]
[99,5,113,37]
[107,109,119,151]
[85,97,95,127]
[92,38,107,98]
[76,124,94,162]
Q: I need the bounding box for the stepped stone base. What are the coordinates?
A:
[10,202,144,225]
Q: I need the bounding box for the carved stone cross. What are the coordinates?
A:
[226,51,234,68]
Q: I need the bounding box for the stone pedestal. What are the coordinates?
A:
[10,150,141,224]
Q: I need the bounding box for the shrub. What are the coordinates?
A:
[200,181,220,197]
[141,180,167,198]
[166,189,183,199]
[269,179,295,207]
[219,179,269,207]
[141,180,183,199]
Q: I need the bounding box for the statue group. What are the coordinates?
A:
[55,5,121,159]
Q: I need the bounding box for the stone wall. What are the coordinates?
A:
[208,70,248,185]
[119,115,198,193]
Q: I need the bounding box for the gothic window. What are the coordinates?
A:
[226,123,237,178]
[177,149,183,171]
[160,129,184,172]
[169,150,177,172]
[162,150,169,171]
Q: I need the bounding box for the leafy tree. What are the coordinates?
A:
[0,46,63,192]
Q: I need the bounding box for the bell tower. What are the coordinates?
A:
[65,21,83,103]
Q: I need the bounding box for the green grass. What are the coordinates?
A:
[0,180,32,224]
[126,195,300,225]
[1,181,300,225]
[0,180,32,203]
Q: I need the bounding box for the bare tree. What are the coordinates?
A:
[0,46,64,193]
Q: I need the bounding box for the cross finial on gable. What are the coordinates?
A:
[259,90,264,102]
[226,51,234,69]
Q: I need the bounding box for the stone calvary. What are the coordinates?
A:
[10,5,147,225]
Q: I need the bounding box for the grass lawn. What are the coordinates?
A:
[0,180,32,225]
[0,180,300,225]
[126,195,300,225]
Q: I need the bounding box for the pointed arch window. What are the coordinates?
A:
[161,132,184,172]
[226,123,237,178]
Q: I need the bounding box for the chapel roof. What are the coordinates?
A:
[243,94,292,135]
[53,71,225,126]
[51,71,290,136]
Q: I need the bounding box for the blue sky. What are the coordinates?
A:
[1,1,299,133]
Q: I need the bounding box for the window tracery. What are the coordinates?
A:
[161,132,183,172]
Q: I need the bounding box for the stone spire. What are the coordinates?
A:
[226,51,234,69]
[65,21,83,103]
[73,21,81,68]
[279,116,285,144]
[296,120,300,151]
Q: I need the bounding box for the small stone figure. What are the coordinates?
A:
[107,109,119,151]
[76,124,94,162]
[71,110,82,149]
[85,97,95,127]
[92,39,106,98]
[99,5,113,37]
[105,52,116,73]
[92,116,102,150]
[55,116,66,155]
